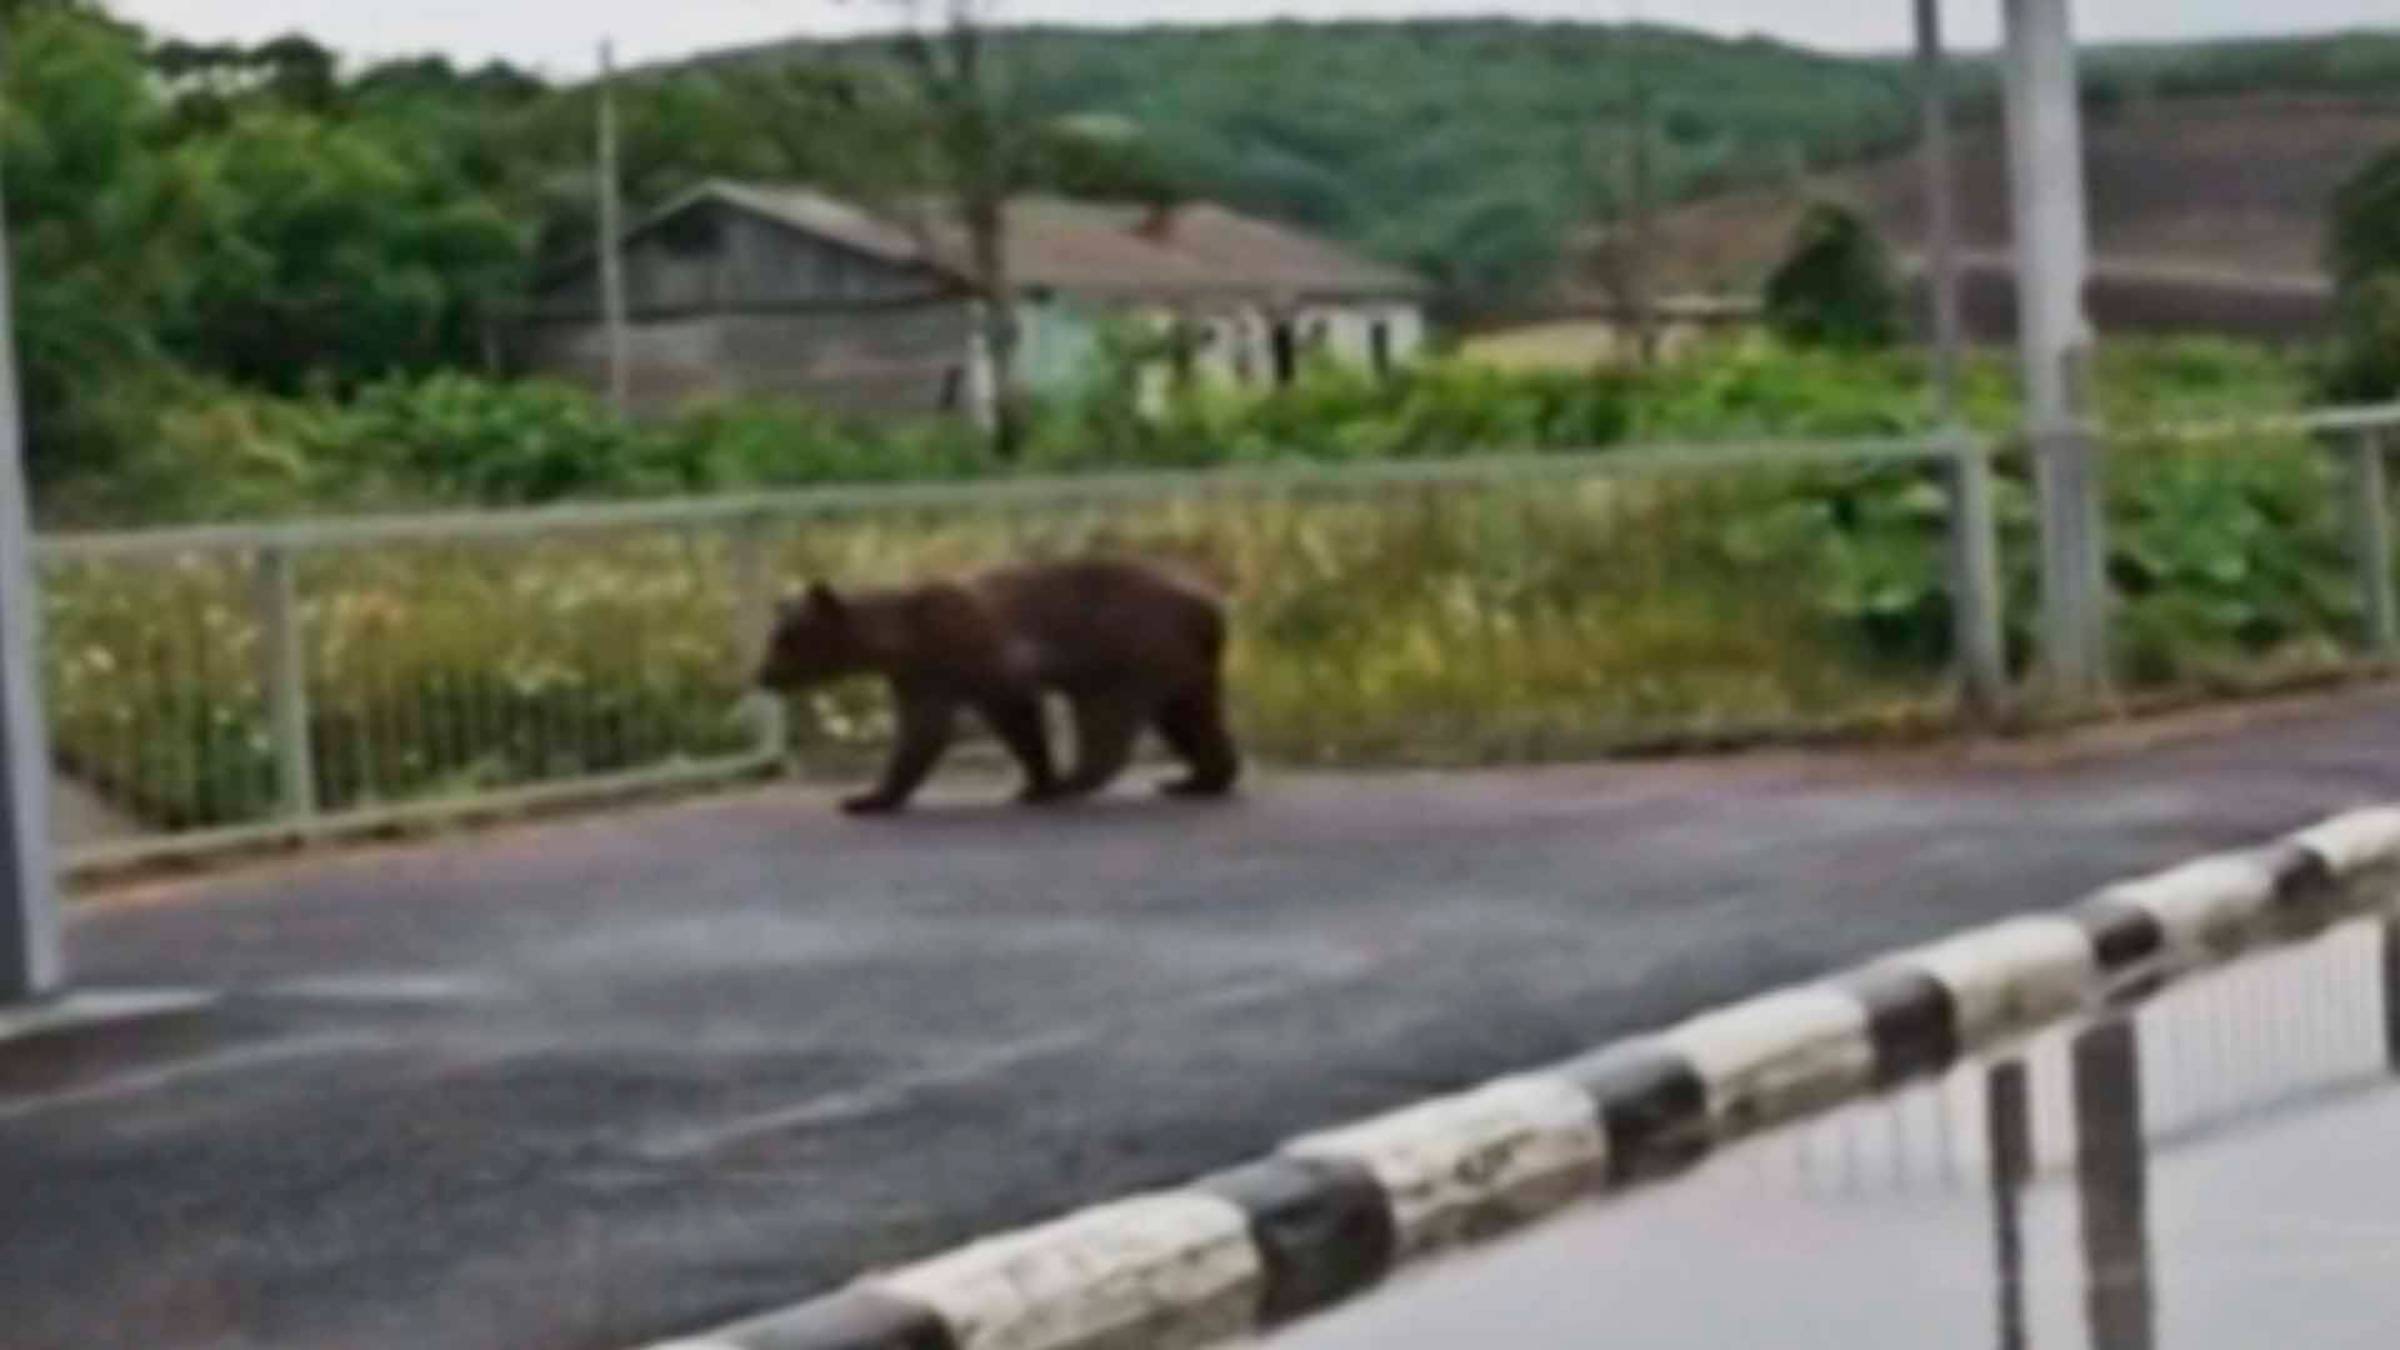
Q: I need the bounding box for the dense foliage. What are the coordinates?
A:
[36,336,2311,523]
[2328,145,2400,401]
[7,5,2397,492]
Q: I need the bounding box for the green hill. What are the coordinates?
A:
[689,22,1926,303]
[684,23,2400,308]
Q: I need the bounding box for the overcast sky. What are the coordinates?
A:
[106,0,2400,79]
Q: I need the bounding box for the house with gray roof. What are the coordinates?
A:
[517,181,1431,418]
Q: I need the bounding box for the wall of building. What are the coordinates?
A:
[1294,302,1427,377]
[516,315,738,412]
[1169,300,1426,391]
[1018,298,1107,397]
[715,303,978,417]
[720,213,945,310]
[518,299,976,418]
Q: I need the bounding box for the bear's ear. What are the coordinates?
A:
[802,581,847,622]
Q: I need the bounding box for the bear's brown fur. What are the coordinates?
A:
[755,558,1240,815]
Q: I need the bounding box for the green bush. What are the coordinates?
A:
[1763,203,1902,351]
[652,400,992,491]
[2106,434,2356,684]
[2327,145,2400,402]
[39,337,2315,529]
[1022,359,1637,471]
[320,374,656,504]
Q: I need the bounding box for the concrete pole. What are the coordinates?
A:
[0,174,63,1003]
[2003,0,2108,699]
[597,40,632,415]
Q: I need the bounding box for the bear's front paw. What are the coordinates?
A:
[841,793,907,817]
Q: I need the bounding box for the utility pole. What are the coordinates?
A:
[597,39,632,415]
[2003,0,2107,700]
[1918,0,2005,718]
[0,170,63,1004]
[1915,0,1965,422]
[1620,8,1659,367]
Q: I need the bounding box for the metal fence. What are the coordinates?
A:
[28,404,2400,873]
[2097,404,2400,685]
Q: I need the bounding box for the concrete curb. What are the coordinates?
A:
[642,804,2400,1350]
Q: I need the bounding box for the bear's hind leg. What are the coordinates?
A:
[1154,680,1239,799]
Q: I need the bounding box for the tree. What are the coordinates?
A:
[892,0,1037,460]
[1763,201,1902,350]
[0,4,195,479]
[833,4,1180,459]
[2327,144,2400,401]
[511,60,882,270]
[165,109,525,391]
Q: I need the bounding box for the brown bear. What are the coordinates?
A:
[755,557,1241,815]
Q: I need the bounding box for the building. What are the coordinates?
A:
[518,181,1431,417]
[1460,296,1764,371]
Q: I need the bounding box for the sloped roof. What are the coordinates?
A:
[1130,201,1429,300]
[675,182,1427,302]
[702,181,928,268]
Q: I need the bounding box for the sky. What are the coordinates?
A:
[106,0,2400,79]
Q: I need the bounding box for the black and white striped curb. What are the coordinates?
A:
[645,805,2400,1350]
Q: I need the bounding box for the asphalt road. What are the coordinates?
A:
[9,689,2400,1350]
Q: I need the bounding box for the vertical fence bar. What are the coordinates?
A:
[253,545,318,822]
[731,513,787,761]
[2034,419,2109,699]
[2346,428,2397,658]
[1945,435,2009,718]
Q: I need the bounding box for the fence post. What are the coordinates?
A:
[1944,432,2009,718]
[253,545,318,821]
[2349,428,2398,659]
[730,514,788,761]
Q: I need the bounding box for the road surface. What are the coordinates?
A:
[6,688,2400,1350]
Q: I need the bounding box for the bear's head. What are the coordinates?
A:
[756,583,869,692]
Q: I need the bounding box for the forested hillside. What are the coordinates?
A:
[5,1,2396,493]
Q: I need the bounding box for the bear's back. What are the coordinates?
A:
[971,559,1224,688]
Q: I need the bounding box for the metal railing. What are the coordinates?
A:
[36,434,1997,871]
[2092,403,2400,688]
[28,403,2400,873]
